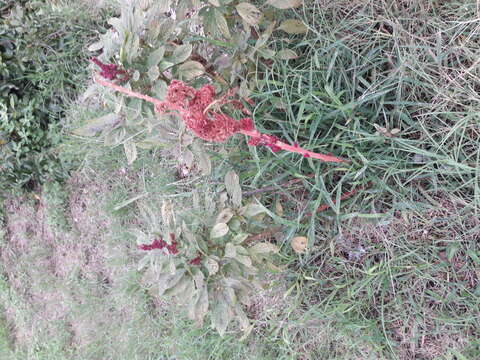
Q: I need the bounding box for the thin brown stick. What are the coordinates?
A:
[245,226,283,245]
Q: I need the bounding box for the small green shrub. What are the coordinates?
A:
[0,1,108,190]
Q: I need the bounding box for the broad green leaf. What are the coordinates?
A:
[210,223,229,238]
[236,3,262,26]
[225,170,242,207]
[224,243,237,258]
[147,46,166,67]
[214,9,231,39]
[73,113,119,137]
[172,43,193,64]
[206,258,219,275]
[216,208,234,224]
[267,0,302,9]
[278,19,308,34]
[124,140,137,165]
[153,80,168,100]
[235,254,252,268]
[208,0,220,6]
[147,65,160,81]
[189,285,209,326]
[235,303,250,331]
[182,149,194,168]
[178,61,205,81]
[88,41,104,51]
[192,141,211,175]
[250,242,279,254]
[232,233,249,245]
[159,60,175,71]
[158,269,186,296]
[277,49,299,60]
[212,295,233,336]
[240,203,266,217]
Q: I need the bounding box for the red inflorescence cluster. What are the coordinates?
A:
[188,256,202,266]
[248,134,281,152]
[91,58,128,81]
[138,234,178,254]
[156,80,254,143]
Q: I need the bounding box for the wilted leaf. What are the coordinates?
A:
[210,223,229,238]
[172,43,193,64]
[236,3,262,26]
[214,9,231,39]
[267,0,302,9]
[73,113,119,137]
[291,236,307,253]
[278,19,308,34]
[250,242,279,254]
[225,170,242,207]
[182,149,194,168]
[178,61,205,81]
[277,49,299,60]
[275,199,284,217]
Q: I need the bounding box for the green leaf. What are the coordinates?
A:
[277,49,299,60]
[236,3,262,26]
[225,170,242,207]
[210,223,229,238]
[189,284,209,326]
[147,46,166,67]
[208,0,221,6]
[250,242,279,254]
[178,61,205,81]
[212,294,233,336]
[192,141,211,175]
[240,203,266,218]
[158,270,186,296]
[267,0,302,9]
[278,19,308,34]
[172,43,193,64]
[205,257,219,275]
[153,80,168,100]
[124,140,137,165]
[147,65,160,82]
[232,233,249,245]
[88,41,104,51]
[73,113,120,137]
[216,208,234,224]
[214,9,231,39]
[224,243,237,258]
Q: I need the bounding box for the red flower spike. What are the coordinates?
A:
[94,77,347,163]
[293,142,299,148]
[91,57,127,81]
[189,256,202,265]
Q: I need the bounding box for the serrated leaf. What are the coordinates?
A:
[172,43,193,64]
[224,243,237,258]
[278,19,308,34]
[124,140,137,165]
[214,9,231,39]
[250,242,279,254]
[210,223,229,238]
[277,49,299,60]
[73,113,119,137]
[225,170,242,207]
[267,0,302,9]
[178,61,205,81]
[147,46,166,67]
[240,203,266,218]
[236,3,262,26]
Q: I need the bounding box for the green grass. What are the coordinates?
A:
[1,0,479,359]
